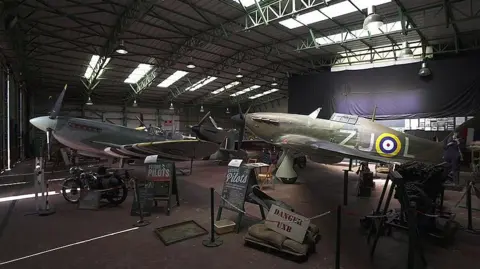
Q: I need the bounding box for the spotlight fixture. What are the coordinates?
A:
[200,105,204,113]
[418,62,431,77]
[363,6,384,31]
[115,40,128,54]
[400,41,413,58]
[186,57,196,69]
[86,96,93,106]
[236,69,243,78]
[271,78,278,86]
[169,102,174,110]
[226,107,230,114]
[133,99,138,107]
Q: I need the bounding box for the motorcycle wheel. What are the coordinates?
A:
[106,182,128,205]
[62,178,82,204]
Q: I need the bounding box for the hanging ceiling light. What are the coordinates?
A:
[132,99,138,107]
[116,40,128,54]
[200,105,204,113]
[236,68,243,78]
[400,41,413,58]
[363,6,384,31]
[169,102,174,110]
[226,107,230,114]
[271,78,278,86]
[86,96,93,106]
[186,57,196,69]
[418,61,431,77]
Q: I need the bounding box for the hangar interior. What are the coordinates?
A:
[1,0,480,269]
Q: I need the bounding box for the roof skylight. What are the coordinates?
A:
[211,81,241,95]
[279,0,391,29]
[230,85,260,97]
[315,21,407,46]
[157,70,189,88]
[232,0,259,8]
[249,89,279,99]
[185,76,218,92]
[84,55,111,80]
[124,64,153,84]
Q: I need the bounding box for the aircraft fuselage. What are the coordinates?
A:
[245,112,444,164]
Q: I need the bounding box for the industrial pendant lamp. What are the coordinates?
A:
[226,107,230,114]
[236,69,243,78]
[418,61,431,77]
[200,105,204,113]
[169,102,174,110]
[400,41,413,58]
[116,40,128,54]
[133,99,138,107]
[186,57,196,69]
[86,96,93,106]
[271,78,278,86]
[363,6,384,31]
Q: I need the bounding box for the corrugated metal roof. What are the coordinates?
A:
[1,0,479,107]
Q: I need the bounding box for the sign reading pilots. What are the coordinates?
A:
[147,163,172,182]
[220,160,251,211]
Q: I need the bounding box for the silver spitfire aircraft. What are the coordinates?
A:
[30,85,219,161]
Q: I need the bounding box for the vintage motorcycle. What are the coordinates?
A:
[61,166,128,205]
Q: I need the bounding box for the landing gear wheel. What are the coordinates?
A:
[280,177,297,184]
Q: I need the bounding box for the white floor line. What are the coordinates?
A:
[0,227,139,266]
[0,178,66,188]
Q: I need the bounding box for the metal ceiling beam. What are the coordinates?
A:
[243,0,345,30]
[227,78,288,105]
[296,13,480,51]
[80,0,155,96]
[392,0,428,44]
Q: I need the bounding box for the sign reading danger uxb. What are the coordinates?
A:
[265,204,310,243]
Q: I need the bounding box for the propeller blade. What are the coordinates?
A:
[49,84,67,119]
[140,113,144,123]
[197,111,211,126]
[245,104,252,115]
[209,116,219,129]
[136,115,146,127]
[237,103,244,120]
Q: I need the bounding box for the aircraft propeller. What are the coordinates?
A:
[45,84,67,161]
[189,111,211,137]
[231,103,252,152]
[136,113,146,127]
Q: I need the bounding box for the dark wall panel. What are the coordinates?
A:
[288,53,480,119]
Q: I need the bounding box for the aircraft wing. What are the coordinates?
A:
[272,134,395,164]
[92,139,219,161]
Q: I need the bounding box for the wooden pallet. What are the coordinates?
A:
[243,234,311,263]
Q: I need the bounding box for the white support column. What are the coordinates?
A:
[6,68,11,171]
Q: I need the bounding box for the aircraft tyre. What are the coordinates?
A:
[294,156,307,169]
[279,177,297,184]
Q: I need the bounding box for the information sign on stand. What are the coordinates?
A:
[265,204,310,243]
[144,155,180,216]
[216,159,266,233]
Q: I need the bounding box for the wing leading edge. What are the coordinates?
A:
[92,139,219,161]
[273,134,397,164]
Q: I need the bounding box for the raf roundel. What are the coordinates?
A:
[375,133,402,157]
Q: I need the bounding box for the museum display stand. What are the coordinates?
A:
[275,150,297,183]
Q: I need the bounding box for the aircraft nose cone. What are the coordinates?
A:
[30,116,56,132]
[231,114,244,125]
[191,125,200,134]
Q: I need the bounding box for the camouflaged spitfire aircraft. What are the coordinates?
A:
[236,107,447,165]
[29,86,219,161]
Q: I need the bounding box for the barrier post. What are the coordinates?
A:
[203,187,223,247]
[343,170,348,206]
[335,205,341,269]
[133,179,151,227]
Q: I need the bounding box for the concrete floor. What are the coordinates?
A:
[0,160,479,269]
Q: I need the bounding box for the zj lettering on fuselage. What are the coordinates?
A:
[337,130,414,158]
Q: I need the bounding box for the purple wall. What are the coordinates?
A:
[288,52,480,120]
